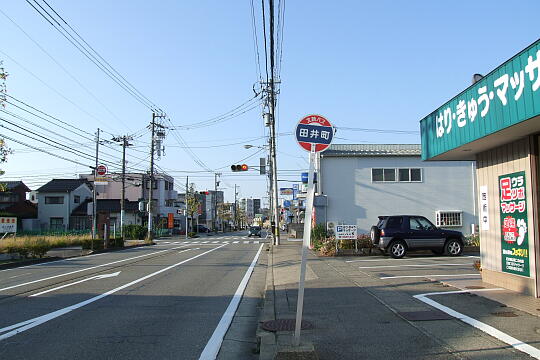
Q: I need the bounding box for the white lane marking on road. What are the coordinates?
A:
[199,243,264,360]
[201,241,210,244]
[346,255,479,263]
[66,253,107,260]
[29,271,122,297]
[0,245,227,341]
[192,241,200,244]
[212,241,219,244]
[233,241,239,244]
[380,273,481,279]
[253,241,259,244]
[0,245,187,293]
[8,273,32,279]
[243,241,249,244]
[358,263,472,269]
[414,289,540,359]
[223,241,229,244]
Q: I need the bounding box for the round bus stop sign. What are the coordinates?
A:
[295,114,334,152]
[96,164,108,176]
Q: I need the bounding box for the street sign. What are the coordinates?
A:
[167,213,174,229]
[280,188,294,195]
[295,114,334,152]
[96,164,108,176]
[0,217,17,233]
[335,225,358,240]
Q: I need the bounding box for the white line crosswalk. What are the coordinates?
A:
[155,239,265,246]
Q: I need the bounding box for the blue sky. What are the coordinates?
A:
[1,0,539,204]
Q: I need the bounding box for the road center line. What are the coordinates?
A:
[358,263,472,269]
[198,243,264,360]
[0,245,187,293]
[0,244,227,341]
[381,273,481,279]
[414,289,540,359]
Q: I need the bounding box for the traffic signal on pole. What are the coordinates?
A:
[231,164,249,172]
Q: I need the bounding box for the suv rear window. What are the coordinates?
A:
[385,216,403,229]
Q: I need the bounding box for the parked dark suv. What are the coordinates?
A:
[370,215,465,259]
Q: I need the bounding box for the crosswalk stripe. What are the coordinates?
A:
[191,241,200,244]
[212,241,219,244]
[233,241,239,244]
[254,241,259,244]
[243,241,249,244]
[201,241,210,244]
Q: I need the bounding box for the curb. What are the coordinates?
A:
[257,244,277,360]
[0,256,62,270]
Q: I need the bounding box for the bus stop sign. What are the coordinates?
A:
[295,114,334,152]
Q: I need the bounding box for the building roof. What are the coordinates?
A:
[3,181,31,192]
[321,144,421,157]
[37,179,92,193]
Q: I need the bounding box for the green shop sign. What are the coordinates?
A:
[421,39,540,160]
[499,171,529,277]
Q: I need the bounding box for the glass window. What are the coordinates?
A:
[436,211,462,227]
[410,216,434,230]
[371,169,383,182]
[411,168,422,182]
[385,216,403,229]
[398,169,410,182]
[383,169,396,181]
[45,196,64,204]
[50,217,64,230]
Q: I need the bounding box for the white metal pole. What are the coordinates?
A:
[293,144,316,346]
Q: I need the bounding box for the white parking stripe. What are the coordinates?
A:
[380,273,481,279]
[358,263,472,269]
[414,289,540,359]
[346,255,479,263]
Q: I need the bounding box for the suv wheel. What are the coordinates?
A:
[370,226,380,245]
[389,240,407,259]
[445,239,463,256]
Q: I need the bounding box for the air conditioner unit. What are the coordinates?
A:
[327,221,336,236]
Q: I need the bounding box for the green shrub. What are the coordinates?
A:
[188,232,197,238]
[466,234,480,247]
[112,237,124,248]
[26,238,51,258]
[5,245,29,258]
[81,239,104,251]
[123,225,147,240]
[311,224,327,242]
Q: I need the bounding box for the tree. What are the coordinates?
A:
[186,183,201,232]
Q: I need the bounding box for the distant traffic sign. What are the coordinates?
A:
[295,115,334,152]
[96,164,108,176]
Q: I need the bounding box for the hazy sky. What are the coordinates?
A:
[1,0,539,204]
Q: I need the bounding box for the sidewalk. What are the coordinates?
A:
[258,238,540,360]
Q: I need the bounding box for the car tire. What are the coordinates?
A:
[445,239,463,256]
[389,240,407,259]
[370,226,381,245]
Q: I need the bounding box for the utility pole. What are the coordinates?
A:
[234,184,238,230]
[213,173,220,233]
[268,0,280,245]
[112,135,132,241]
[147,113,156,242]
[92,128,100,244]
[185,176,189,240]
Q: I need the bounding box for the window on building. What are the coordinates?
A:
[45,196,64,204]
[145,181,158,190]
[74,195,80,204]
[435,211,462,227]
[398,168,422,182]
[50,217,64,230]
[165,199,174,207]
[371,168,396,182]
[0,194,19,203]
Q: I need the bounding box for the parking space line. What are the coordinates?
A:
[346,255,479,263]
[380,273,480,279]
[358,263,472,269]
[414,289,540,359]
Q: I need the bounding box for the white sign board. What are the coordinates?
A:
[479,185,489,231]
[335,225,357,240]
[0,217,17,233]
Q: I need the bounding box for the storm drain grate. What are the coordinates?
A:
[398,310,454,321]
[465,286,485,289]
[261,319,314,332]
[491,311,518,317]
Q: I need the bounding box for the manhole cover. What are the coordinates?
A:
[398,311,454,321]
[465,286,485,289]
[261,319,314,332]
[491,311,518,317]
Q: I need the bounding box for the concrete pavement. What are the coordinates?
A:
[259,238,540,359]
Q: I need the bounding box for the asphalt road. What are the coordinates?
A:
[0,231,267,360]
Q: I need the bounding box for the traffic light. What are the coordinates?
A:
[231,164,249,172]
[199,191,209,195]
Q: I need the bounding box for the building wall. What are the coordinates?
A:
[320,156,476,235]
[476,137,537,295]
[37,185,92,230]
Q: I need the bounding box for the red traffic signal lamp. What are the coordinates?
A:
[231,164,249,172]
[199,191,209,195]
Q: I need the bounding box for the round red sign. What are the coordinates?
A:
[295,114,334,152]
[96,164,108,176]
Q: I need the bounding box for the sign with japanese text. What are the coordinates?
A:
[167,213,174,229]
[499,171,529,277]
[295,114,334,152]
[479,185,489,231]
[280,188,294,195]
[335,225,357,240]
[421,40,540,160]
[0,217,17,233]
